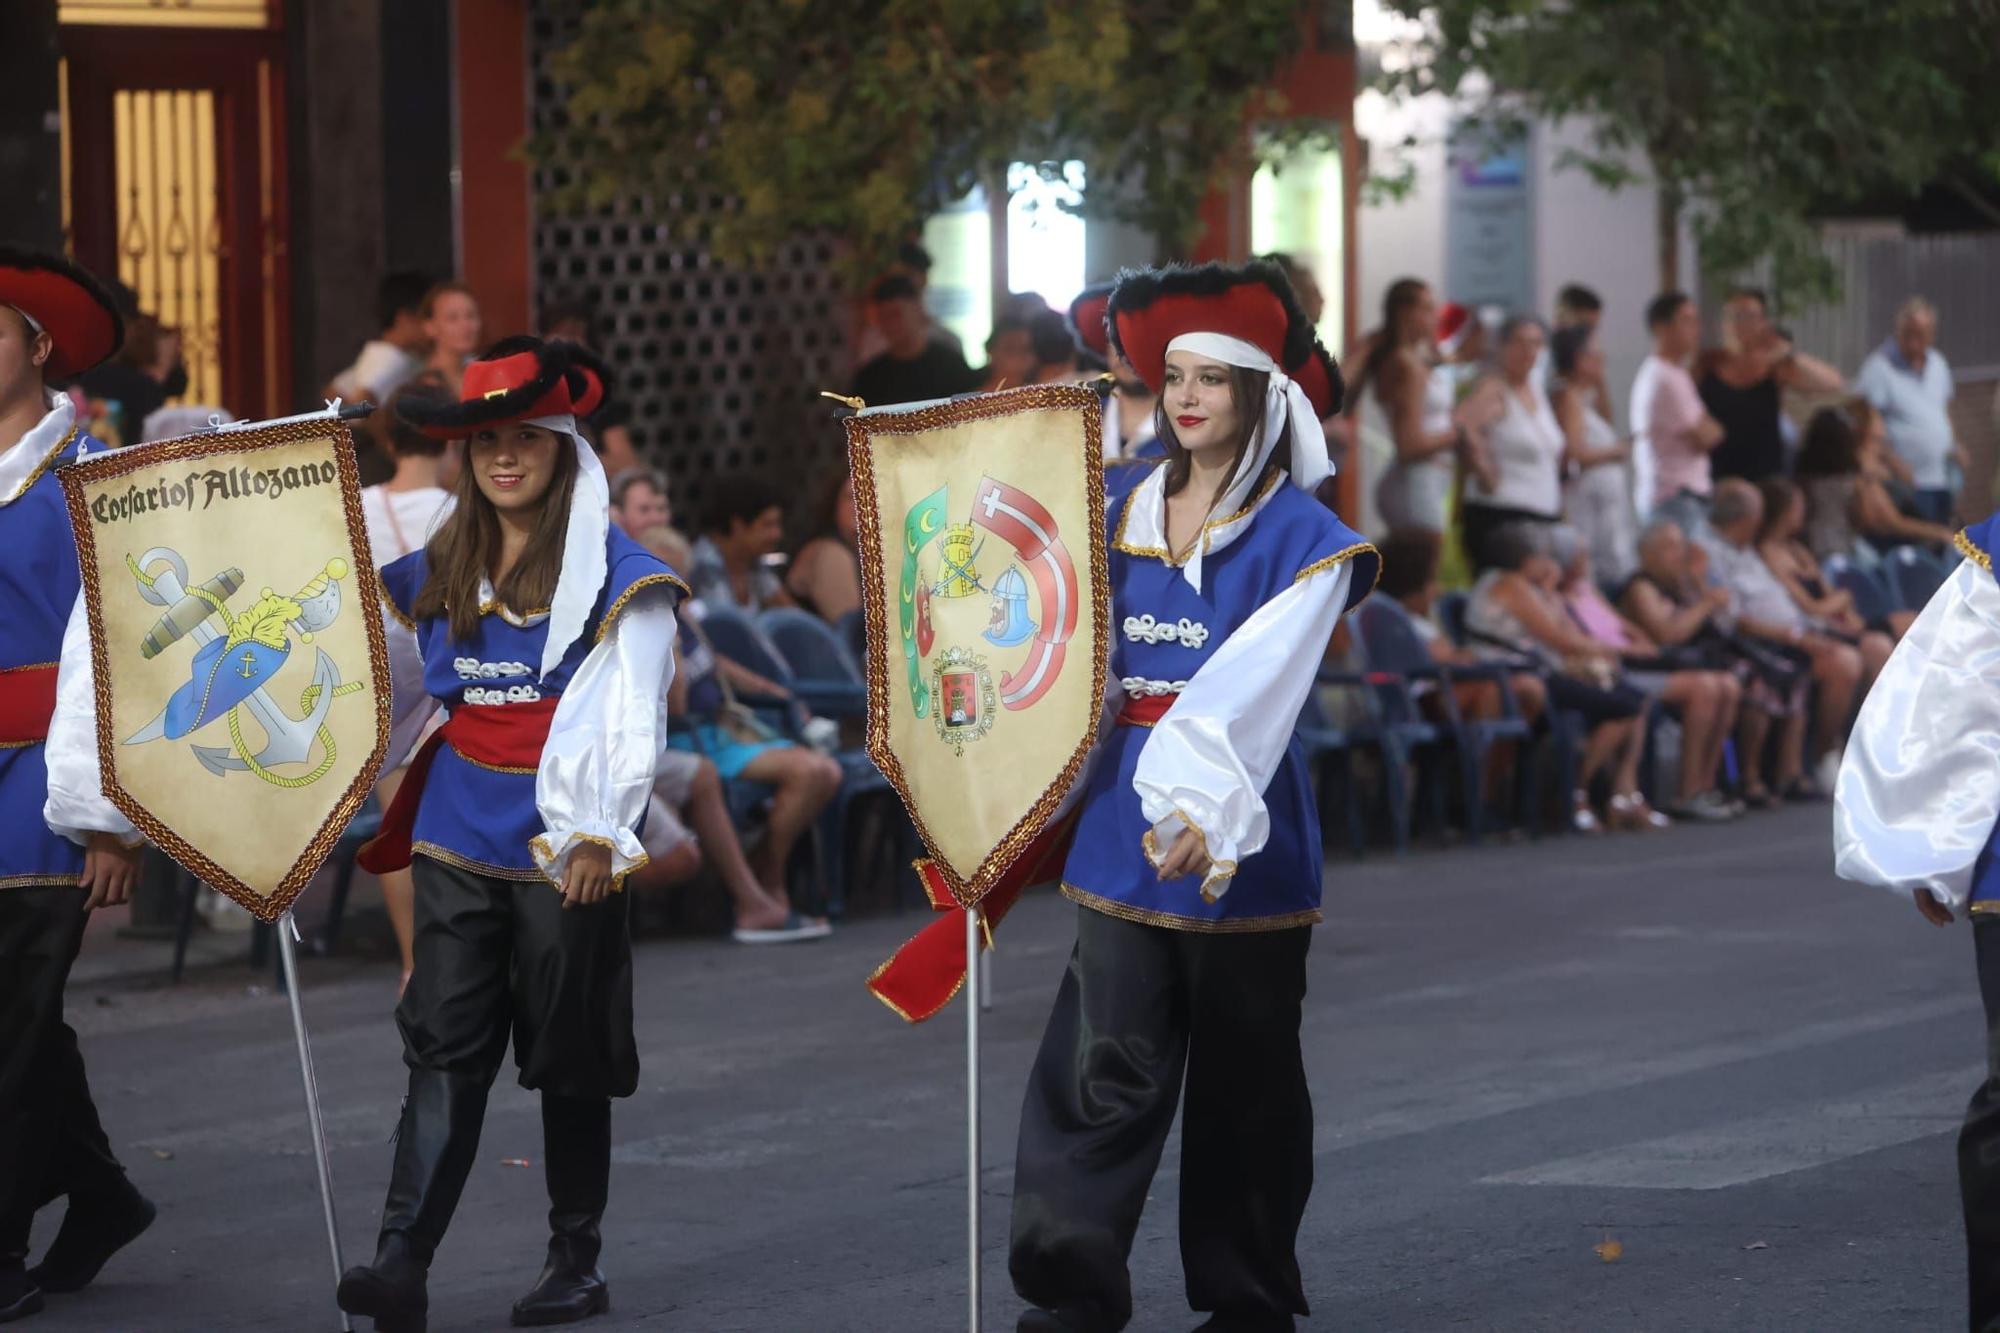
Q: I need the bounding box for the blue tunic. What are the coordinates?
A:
[378,528,684,880]
[1,427,90,890]
[1953,515,2000,912]
[1060,478,1377,931]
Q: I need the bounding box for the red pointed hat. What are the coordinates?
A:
[0,246,126,381]
[1067,284,1112,358]
[394,336,610,440]
[1295,341,1344,419]
[1105,260,1317,395]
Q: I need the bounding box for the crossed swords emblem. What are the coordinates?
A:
[123,546,351,778]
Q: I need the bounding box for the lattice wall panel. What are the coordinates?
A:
[528,5,851,523]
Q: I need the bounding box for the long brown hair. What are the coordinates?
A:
[412,428,580,641]
[1155,364,1286,517]
[1347,278,1430,411]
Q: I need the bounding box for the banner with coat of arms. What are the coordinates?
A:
[60,418,392,921]
[849,383,1109,911]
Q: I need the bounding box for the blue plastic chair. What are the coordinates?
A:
[1436,590,1472,646]
[1826,560,1896,628]
[757,608,868,718]
[1882,545,1951,610]
[1354,599,1536,844]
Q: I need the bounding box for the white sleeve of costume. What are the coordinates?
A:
[532,600,678,884]
[43,595,141,847]
[381,610,437,773]
[1834,561,2000,911]
[1132,560,1354,902]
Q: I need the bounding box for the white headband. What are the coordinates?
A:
[7,304,45,337]
[1162,331,1333,586]
[520,411,607,679]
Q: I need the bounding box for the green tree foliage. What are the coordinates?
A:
[1373,0,2000,306]
[528,0,1329,274]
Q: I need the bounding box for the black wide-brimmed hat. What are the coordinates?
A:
[1105,260,1317,395]
[0,246,126,380]
[393,336,611,440]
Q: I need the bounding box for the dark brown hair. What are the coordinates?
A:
[1348,277,1430,411]
[1755,476,1803,545]
[382,384,448,459]
[412,425,579,641]
[1154,364,1285,514]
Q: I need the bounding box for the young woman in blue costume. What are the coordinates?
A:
[336,337,685,1332]
[1009,262,1379,1333]
[3,248,155,1324]
[1837,513,2000,1331]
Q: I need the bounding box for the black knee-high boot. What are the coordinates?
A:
[511,1095,611,1327]
[337,1070,491,1333]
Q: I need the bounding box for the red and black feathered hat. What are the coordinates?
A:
[1295,341,1344,420]
[394,336,610,440]
[1067,283,1112,359]
[0,246,126,382]
[1105,260,1317,395]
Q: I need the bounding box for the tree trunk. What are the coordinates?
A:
[1655,180,1683,294]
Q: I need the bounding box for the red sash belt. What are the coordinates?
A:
[357,696,560,875]
[1117,693,1176,727]
[0,664,59,747]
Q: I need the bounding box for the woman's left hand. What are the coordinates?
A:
[1152,826,1213,883]
[560,842,616,909]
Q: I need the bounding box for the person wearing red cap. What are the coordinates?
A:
[0,248,154,1323]
[1009,262,1380,1333]
[334,337,686,1331]
[1070,283,1164,507]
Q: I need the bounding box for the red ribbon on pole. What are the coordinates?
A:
[866,808,1081,1023]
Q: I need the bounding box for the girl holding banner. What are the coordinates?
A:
[337,337,684,1332]
[1008,263,1379,1333]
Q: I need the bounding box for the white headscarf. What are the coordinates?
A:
[522,411,610,680]
[1161,331,1333,589]
[7,304,45,337]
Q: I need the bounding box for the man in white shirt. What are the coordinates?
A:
[1854,296,1961,525]
[326,271,431,404]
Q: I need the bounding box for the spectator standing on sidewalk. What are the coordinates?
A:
[1698,287,1844,485]
[1641,292,1726,534]
[1553,322,1637,582]
[1855,297,1964,525]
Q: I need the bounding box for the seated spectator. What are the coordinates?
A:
[633,748,829,944]
[1551,323,1636,583]
[587,398,643,478]
[1376,530,1546,811]
[849,274,980,406]
[1462,316,1565,569]
[1796,400,1954,564]
[327,270,432,405]
[1757,478,1900,665]
[1548,526,1740,821]
[787,470,862,624]
[1463,524,1660,833]
[638,526,837,938]
[1700,479,1869,798]
[978,316,1036,393]
[1854,296,1962,524]
[610,467,672,539]
[691,474,794,613]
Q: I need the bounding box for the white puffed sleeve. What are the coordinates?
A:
[380,607,437,773]
[44,594,141,847]
[1834,560,2000,911]
[1133,559,1354,901]
[531,598,678,885]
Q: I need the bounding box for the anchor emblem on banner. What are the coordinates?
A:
[122,545,367,785]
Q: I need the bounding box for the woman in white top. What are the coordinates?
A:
[361,385,457,990]
[1348,278,1492,536]
[1552,324,1638,583]
[1463,316,1566,568]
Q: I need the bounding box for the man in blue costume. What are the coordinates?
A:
[1837,516,2000,1331]
[0,248,154,1324]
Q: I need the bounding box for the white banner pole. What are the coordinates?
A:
[965,906,982,1332]
[277,912,353,1332]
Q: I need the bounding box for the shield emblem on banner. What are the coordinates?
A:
[59,419,392,922]
[849,384,1109,908]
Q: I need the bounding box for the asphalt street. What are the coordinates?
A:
[23,804,1979,1331]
